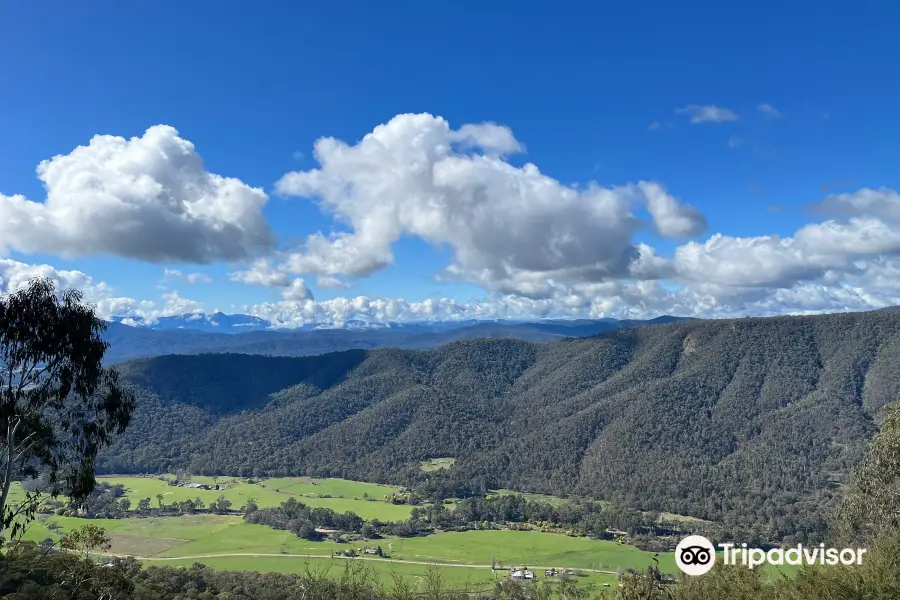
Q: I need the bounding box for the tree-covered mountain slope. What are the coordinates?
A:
[100,310,900,540]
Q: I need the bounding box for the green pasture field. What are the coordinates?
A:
[90,475,412,521]
[23,514,657,574]
[386,529,676,573]
[23,515,666,573]
[98,476,283,510]
[18,513,622,591]
[15,505,800,591]
[9,475,796,592]
[152,555,618,591]
[258,477,401,499]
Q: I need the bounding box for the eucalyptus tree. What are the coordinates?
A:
[0,278,134,543]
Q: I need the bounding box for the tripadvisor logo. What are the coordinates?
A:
[675,535,868,576]
[675,535,716,576]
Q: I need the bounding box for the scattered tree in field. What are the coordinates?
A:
[361,522,377,539]
[137,497,151,514]
[0,278,135,544]
[211,493,232,514]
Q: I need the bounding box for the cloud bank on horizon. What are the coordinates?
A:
[2,113,900,329]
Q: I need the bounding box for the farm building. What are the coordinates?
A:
[508,568,535,581]
[314,527,339,535]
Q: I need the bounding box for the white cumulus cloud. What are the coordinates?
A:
[229,260,291,288]
[0,258,110,299]
[0,125,274,263]
[281,278,314,301]
[0,257,205,325]
[274,113,707,297]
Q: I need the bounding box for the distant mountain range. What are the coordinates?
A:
[110,312,273,333]
[101,313,697,364]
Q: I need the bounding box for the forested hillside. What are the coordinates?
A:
[99,310,900,542]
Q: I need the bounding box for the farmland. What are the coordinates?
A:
[21,514,630,591]
[154,556,620,590]
[11,474,806,592]
[92,475,414,521]
[24,510,665,574]
[16,475,674,592]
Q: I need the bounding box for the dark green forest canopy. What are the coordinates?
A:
[99,310,900,542]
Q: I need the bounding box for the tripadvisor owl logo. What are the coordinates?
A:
[675,535,716,576]
[674,535,868,576]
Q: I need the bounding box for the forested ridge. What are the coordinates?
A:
[98,310,900,542]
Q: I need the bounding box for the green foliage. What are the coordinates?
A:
[0,277,135,543]
[59,523,112,558]
[244,496,364,538]
[839,401,900,540]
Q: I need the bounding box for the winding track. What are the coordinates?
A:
[119,552,619,575]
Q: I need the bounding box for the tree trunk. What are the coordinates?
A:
[0,418,21,540]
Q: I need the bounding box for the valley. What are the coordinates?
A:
[7,308,900,596]
[17,473,801,592]
[99,310,900,546]
[18,475,671,591]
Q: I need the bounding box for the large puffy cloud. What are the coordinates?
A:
[673,217,900,288]
[0,126,273,263]
[274,113,707,297]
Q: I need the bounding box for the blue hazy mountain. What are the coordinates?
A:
[110,311,272,333]
[102,313,698,364]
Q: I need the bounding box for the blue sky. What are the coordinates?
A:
[1,1,900,327]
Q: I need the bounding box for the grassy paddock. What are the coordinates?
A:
[152,555,618,591]
[14,503,800,591]
[23,514,659,574]
[259,477,401,499]
[386,530,678,573]
[91,475,413,521]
